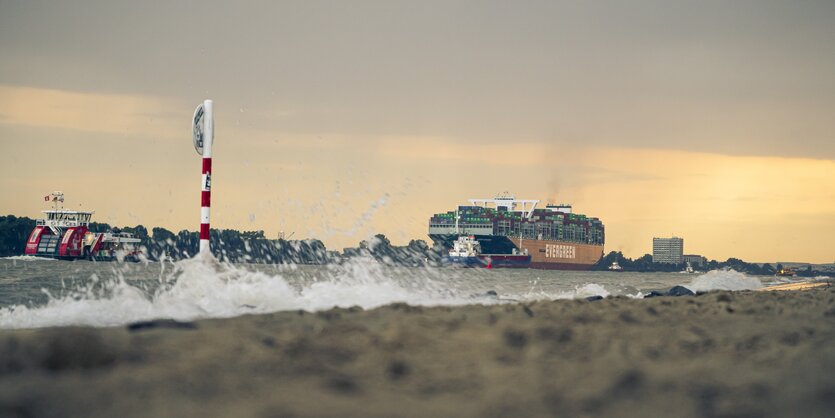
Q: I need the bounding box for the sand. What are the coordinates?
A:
[1,286,834,418]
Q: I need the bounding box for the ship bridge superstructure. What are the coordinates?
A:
[38,210,94,235]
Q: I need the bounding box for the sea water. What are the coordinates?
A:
[0,256,780,329]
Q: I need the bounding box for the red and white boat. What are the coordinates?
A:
[24,192,142,261]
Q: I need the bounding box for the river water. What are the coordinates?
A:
[0,256,775,329]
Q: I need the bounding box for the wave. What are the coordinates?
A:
[1,255,58,261]
[0,254,483,329]
[0,257,781,329]
[684,269,764,292]
[552,283,611,299]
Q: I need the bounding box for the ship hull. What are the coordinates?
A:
[478,254,531,268]
[529,261,596,271]
[441,254,531,269]
[507,238,603,271]
[430,234,603,271]
[442,256,486,268]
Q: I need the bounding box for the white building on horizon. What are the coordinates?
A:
[683,254,707,267]
[653,237,684,264]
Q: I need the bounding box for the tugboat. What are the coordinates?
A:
[24,192,142,261]
[443,236,486,267]
[443,235,531,268]
[608,261,624,271]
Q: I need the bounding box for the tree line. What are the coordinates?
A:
[592,250,823,277]
[0,215,440,265]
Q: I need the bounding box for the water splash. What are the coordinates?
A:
[0,254,482,329]
[685,269,763,292]
[505,282,614,301]
[556,283,611,299]
[0,259,778,330]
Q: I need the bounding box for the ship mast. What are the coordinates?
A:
[519,209,523,253]
[46,191,65,211]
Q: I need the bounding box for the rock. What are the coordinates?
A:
[666,286,695,297]
[644,286,694,298]
[127,320,197,332]
[472,290,499,299]
[586,295,604,302]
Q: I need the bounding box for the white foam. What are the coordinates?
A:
[685,269,764,292]
[547,283,611,300]
[0,254,691,329]
[0,254,479,329]
[1,256,57,261]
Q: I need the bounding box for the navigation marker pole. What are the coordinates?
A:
[193,99,214,254]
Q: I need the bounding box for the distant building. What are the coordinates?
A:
[653,237,684,264]
[683,254,707,268]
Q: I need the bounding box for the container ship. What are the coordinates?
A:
[429,193,604,270]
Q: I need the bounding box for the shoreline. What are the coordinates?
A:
[1,287,833,417]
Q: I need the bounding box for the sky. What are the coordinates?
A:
[0,0,833,263]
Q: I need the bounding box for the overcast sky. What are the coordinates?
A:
[1,1,833,262]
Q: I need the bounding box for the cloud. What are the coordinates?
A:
[0,85,187,138]
[377,137,551,167]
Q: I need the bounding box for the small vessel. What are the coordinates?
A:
[24,192,142,261]
[608,261,624,271]
[443,236,485,267]
[443,235,531,268]
[679,262,696,274]
[775,267,796,277]
[84,229,143,262]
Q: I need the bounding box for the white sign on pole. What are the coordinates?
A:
[193,103,205,156]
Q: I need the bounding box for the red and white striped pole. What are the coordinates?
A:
[193,99,214,254]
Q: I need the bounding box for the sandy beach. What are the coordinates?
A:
[1,286,833,418]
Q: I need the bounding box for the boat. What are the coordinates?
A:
[443,236,486,267]
[84,229,143,262]
[679,262,697,274]
[608,261,624,271]
[23,192,142,261]
[775,267,796,277]
[442,235,531,268]
[429,192,604,270]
